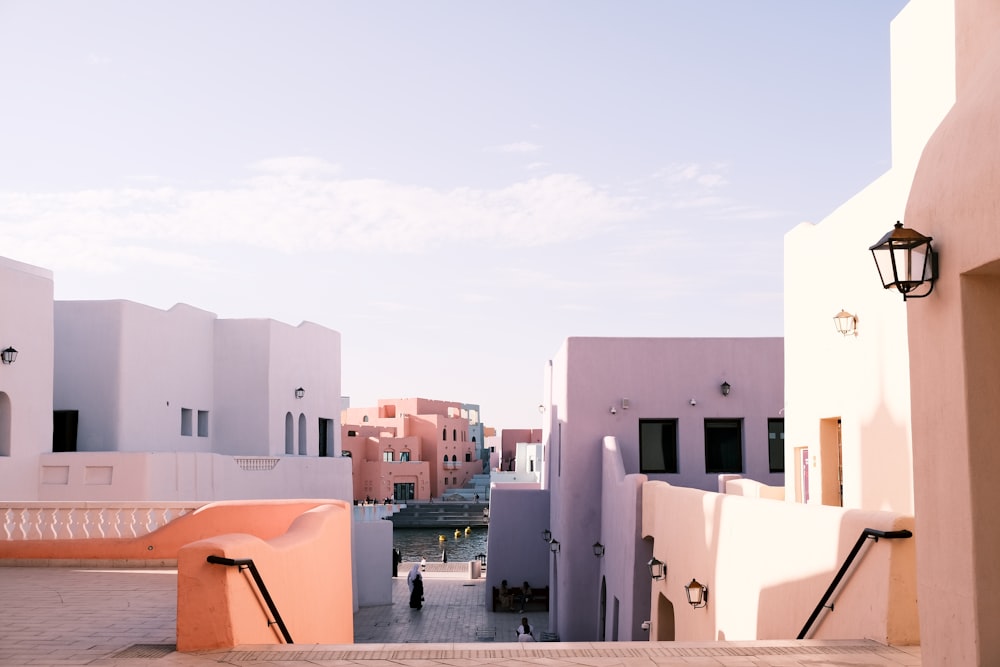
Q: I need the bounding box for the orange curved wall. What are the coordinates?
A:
[0,499,335,560]
[176,502,353,650]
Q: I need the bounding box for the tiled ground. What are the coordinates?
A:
[0,566,922,667]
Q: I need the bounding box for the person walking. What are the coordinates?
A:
[407,563,424,610]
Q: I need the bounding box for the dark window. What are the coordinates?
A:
[639,419,678,473]
[400,451,411,462]
[347,430,357,436]
[705,419,743,473]
[443,428,447,440]
[181,408,193,436]
[443,455,448,462]
[768,418,785,473]
[363,415,369,422]
[453,428,457,441]
[465,452,471,462]
[451,455,457,462]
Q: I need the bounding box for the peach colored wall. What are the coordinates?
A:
[176,501,353,650]
[642,481,917,644]
[903,1,1000,663]
[782,0,955,516]
[0,499,336,561]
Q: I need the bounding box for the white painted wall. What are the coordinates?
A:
[0,257,55,500]
[783,0,955,515]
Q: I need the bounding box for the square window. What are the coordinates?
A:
[768,419,785,473]
[705,419,743,474]
[197,410,209,437]
[181,408,193,436]
[639,419,678,473]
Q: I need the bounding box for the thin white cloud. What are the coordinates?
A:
[487,141,541,154]
[86,53,111,66]
[0,158,640,273]
[524,162,550,171]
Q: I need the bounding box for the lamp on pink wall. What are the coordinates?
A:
[869,221,938,299]
[294,387,305,399]
[720,381,731,397]
[592,541,605,557]
[684,579,709,608]
[833,310,858,337]
[647,557,665,580]
[1,346,17,364]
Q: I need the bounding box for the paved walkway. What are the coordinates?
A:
[0,565,922,666]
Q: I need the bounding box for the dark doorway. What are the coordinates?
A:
[318,417,334,457]
[53,410,78,452]
[394,482,415,501]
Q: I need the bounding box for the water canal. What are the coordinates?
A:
[392,526,488,562]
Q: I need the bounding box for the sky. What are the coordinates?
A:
[0,1,908,430]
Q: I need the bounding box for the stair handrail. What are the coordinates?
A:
[797,527,912,639]
[206,555,293,644]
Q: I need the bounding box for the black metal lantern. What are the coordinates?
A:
[869,221,937,299]
[549,539,560,553]
[0,347,17,365]
[684,579,709,608]
[720,381,731,397]
[294,387,305,399]
[592,541,605,557]
[541,529,552,543]
[647,557,665,580]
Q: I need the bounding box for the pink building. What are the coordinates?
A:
[341,398,486,501]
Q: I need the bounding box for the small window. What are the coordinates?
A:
[639,419,678,473]
[347,430,357,437]
[181,408,193,436]
[451,454,457,462]
[400,451,411,462]
[443,428,447,441]
[768,418,785,473]
[383,451,393,462]
[465,452,471,462]
[197,410,209,437]
[342,451,352,458]
[363,415,369,422]
[453,428,457,441]
[443,455,448,462]
[705,419,743,474]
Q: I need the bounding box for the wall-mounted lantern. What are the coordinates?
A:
[869,221,938,299]
[1,347,17,365]
[720,381,731,397]
[541,529,552,543]
[592,542,605,557]
[549,539,560,553]
[684,579,709,608]
[647,557,665,581]
[294,387,305,399]
[834,310,858,337]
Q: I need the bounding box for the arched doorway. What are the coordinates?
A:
[655,592,675,641]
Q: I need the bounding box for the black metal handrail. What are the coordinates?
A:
[206,555,293,644]
[797,528,912,639]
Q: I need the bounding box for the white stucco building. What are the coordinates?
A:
[0,257,352,503]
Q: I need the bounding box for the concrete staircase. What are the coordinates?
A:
[389,501,489,528]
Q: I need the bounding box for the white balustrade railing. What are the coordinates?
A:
[0,502,204,541]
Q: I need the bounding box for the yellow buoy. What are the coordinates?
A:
[465,526,472,535]
[454,529,461,538]
[439,534,445,541]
